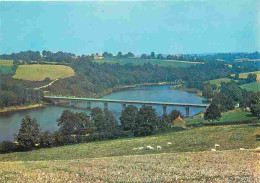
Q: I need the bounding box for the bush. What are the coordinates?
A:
[0,141,17,154]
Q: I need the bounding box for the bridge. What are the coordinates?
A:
[44,96,209,117]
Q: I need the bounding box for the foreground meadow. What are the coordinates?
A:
[0,124,258,161]
[0,150,259,182]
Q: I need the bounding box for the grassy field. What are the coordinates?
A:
[240,82,260,92]
[0,124,259,182]
[95,58,204,67]
[204,78,236,86]
[186,109,257,125]
[13,65,75,81]
[0,59,13,66]
[0,150,258,183]
[0,59,14,75]
[238,71,260,81]
[0,124,258,162]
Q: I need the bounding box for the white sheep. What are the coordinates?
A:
[138,147,144,150]
[240,148,246,151]
[157,146,162,150]
[167,142,172,145]
[215,144,220,148]
[146,145,154,150]
[211,148,216,151]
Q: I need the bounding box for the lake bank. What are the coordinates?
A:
[0,104,45,113]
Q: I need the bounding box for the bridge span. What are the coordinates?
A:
[44,96,209,117]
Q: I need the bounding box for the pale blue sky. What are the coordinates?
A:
[0,0,259,55]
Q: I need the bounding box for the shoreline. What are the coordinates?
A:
[0,104,45,113]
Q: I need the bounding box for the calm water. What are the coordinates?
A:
[0,85,204,141]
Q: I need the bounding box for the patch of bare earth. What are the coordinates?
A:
[0,150,259,183]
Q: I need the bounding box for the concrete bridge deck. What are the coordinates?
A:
[44,96,209,117]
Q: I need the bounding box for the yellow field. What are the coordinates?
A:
[13,65,75,81]
[238,71,260,82]
[0,59,13,66]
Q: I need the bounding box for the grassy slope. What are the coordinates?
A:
[204,78,235,86]
[0,59,14,74]
[95,58,203,67]
[13,65,75,81]
[0,124,258,161]
[186,110,257,125]
[0,150,258,183]
[240,82,260,92]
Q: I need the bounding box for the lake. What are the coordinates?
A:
[0,85,205,141]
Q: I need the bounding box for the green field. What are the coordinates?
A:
[1,123,258,162]
[0,59,14,75]
[240,82,260,92]
[204,78,236,86]
[0,150,258,182]
[186,109,257,125]
[0,123,258,182]
[95,58,204,67]
[13,65,75,81]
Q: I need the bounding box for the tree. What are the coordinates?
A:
[141,54,147,59]
[202,85,213,98]
[57,110,80,136]
[134,106,160,136]
[117,52,123,58]
[151,52,155,59]
[246,73,257,83]
[16,115,40,149]
[250,103,260,119]
[169,110,182,121]
[204,103,221,122]
[102,52,109,58]
[127,52,135,58]
[212,94,235,112]
[120,105,138,132]
[157,54,163,59]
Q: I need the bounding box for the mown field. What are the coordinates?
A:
[12,65,75,81]
[186,109,257,125]
[0,150,259,183]
[0,123,259,182]
[0,124,258,162]
[0,59,14,75]
[95,58,204,67]
[238,71,260,81]
[204,78,236,86]
[240,82,260,92]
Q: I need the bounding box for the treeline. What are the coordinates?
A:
[0,106,183,153]
[0,76,43,108]
[47,58,259,97]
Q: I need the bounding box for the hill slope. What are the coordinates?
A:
[13,65,75,81]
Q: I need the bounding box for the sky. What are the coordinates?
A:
[0,0,259,55]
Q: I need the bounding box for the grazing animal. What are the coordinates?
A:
[147,145,154,150]
[167,142,172,145]
[157,146,162,150]
[133,148,137,151]
[138,147,144,150]
[211,148,216,151]
[240,148,246,151]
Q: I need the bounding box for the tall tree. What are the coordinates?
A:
[134,106,159,136]
[151,52,155,59]
[16,115,40,149]
[120,105,138,132]
[204,103,221,122]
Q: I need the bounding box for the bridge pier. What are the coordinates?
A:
[185,107,190,118]
[122,103,126,110]
[162,105,167,116]
[54,100,58,105]
[104,102,108,111]
[86,102,91,110]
